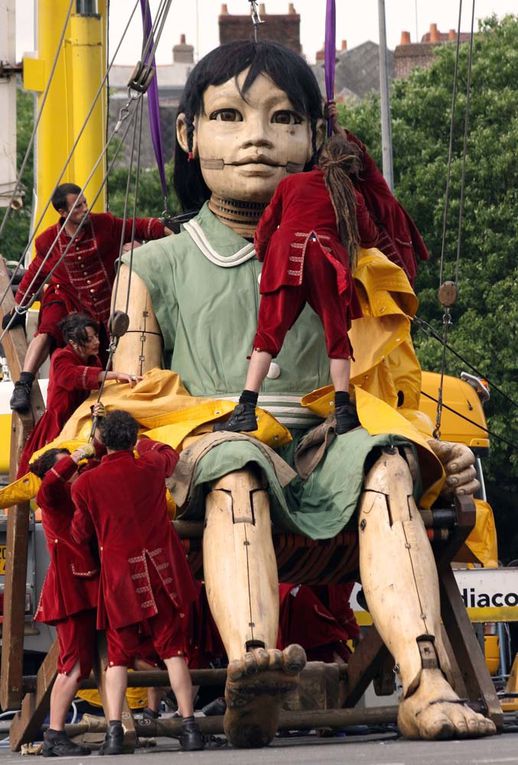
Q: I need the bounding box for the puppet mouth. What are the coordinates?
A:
[200,158,303,173]
[230,155,282,167]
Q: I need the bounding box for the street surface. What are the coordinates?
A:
[1,729,518,764]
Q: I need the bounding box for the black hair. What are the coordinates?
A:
[51,183,82,213]
[173,40,324,211]
[59,313,99,348]
[99,410,139,451]
[30,448,71,479]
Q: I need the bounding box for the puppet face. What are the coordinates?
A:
[178,70,314,203]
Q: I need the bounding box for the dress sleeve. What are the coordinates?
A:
[52,353,102,391]
[254,183,285,262]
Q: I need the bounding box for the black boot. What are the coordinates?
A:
[213,402,257,433]
[10,380,32,413]
[141,706,160,721]
[42,729,91,757]
[178,717,205,751]
[99,721,124,755]
[334,402,360,435]
[201,696,226,716]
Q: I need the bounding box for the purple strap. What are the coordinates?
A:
[140,0,168,204]
[324,0,336,136]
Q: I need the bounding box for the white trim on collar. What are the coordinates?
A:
[184,219,256,268]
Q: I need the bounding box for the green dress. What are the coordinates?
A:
[122,203,399,539]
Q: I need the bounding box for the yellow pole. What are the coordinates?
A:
[22,0,107,245]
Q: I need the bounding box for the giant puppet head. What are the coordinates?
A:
[174,41,325,209]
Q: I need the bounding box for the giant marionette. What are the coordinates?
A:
[112,41,495,747]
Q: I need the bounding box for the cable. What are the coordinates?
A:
[0,0,75,237]
[0,96,141,345]
[413,316,518,410]
[421,391,518,450]
[0,0,142,314]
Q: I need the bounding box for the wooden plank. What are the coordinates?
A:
[440,564,503,728]
[342,626,391,708]
[0,258,46,711]
[9,640,60,751]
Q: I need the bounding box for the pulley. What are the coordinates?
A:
[108,310,130,339]
[438,280,458,308]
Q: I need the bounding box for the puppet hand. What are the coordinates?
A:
[427,439,480,498]
[116,372,142,387]
[163,226,174,236]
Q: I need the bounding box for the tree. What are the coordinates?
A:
[340,15,518,560]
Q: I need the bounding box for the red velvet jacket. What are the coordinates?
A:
[346,130,429,284]
[35,456,99,624]
[17,345,102,477]
[254,168,379,295]
[16,212,165,324]
[71,439,198,630]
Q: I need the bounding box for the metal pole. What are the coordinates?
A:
[377,0,394,190]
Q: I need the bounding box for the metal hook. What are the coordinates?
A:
[248,1,264,42]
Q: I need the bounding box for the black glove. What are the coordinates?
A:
[1,309,25,331]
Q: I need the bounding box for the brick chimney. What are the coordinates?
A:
[400,31,411,45]
[448,29,457,41]
[429,23,439,43]
[316,43,325,63]
[259,3,266,14]
[341,39,348,51]
[288,3,296,12]
[173,34,194,63]
[220,4,228,14]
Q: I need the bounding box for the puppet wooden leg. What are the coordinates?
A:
[203,468,306,748]
[358,448,496,740]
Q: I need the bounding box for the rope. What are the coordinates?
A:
[421,391,518,451]
[413,315,517,410]
[0,0,142,314]
[0,97,141,345]
[0,0,75,238]
[454,0,476,286]
[438,0,464,288]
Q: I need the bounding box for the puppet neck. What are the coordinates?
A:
[208,194,266,239]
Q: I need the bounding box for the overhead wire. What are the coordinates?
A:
[0,0,75,238]
[0,0,142,315]
[413,315,517,410]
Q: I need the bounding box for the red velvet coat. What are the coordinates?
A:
[17,345,102,477]
[16,213,165,326]
[71,439,198,630]
[254,168,379,295]
[346,130,429,284]
[35,456,99,624]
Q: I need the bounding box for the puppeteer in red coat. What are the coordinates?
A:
[253,166,378,359]
[17,344,102,478]
[71,437,198,664]
[34,453,99,677]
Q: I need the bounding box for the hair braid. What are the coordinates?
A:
[319,135,362,268]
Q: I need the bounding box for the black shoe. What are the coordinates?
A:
[179,718,205,751]
[10,381,32,413]
[335,402,360,435]
[201,696,226,716]
[213,402,257,433]
[42,729,91,757]
[99,721,124,755]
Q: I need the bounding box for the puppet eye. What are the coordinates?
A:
[210,109,243,122]
[272,110,303,125]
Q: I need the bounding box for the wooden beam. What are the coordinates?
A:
[342,626,391,707]
[440,564,503,728]
[0,258,46,711]
[8,641,60,751]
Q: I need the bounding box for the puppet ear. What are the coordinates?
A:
[314,118,326,157]
[176,112,198,158]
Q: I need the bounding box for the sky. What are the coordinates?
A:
[15,1,516,65]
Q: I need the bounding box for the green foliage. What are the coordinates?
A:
[339,15,518,559]
[0,89,34,262]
